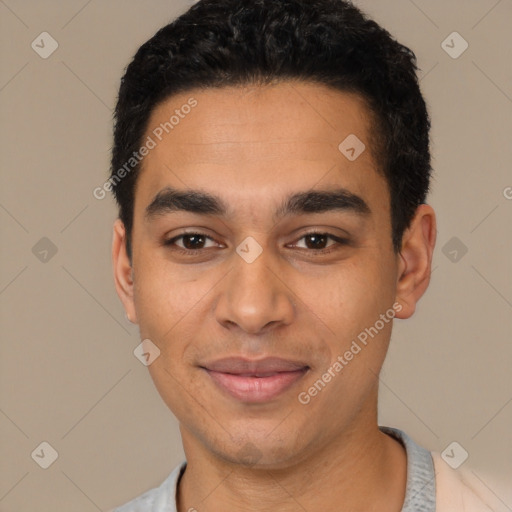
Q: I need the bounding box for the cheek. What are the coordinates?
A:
[300,256,395,341]
[132,255,209,338]
[296,260,396,422]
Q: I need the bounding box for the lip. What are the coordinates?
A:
[201,357,310,403]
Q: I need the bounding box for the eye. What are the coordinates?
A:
[290,232,349,253]
[163,232,219,253]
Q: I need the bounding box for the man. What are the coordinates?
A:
[109,0,493,510]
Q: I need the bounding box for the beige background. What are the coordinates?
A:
[1,0,511,510]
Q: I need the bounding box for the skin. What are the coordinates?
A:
[112,81,436,512]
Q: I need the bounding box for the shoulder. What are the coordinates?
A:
[108,461,187,512]
[432,452,495,512]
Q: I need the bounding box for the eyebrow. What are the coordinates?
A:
[144,186,371,221]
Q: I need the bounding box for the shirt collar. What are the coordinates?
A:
[380,426,436,512]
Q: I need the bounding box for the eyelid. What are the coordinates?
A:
[288,232,344,250]
[164,231,223,249]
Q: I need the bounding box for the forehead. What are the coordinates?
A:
[135,81,386,212]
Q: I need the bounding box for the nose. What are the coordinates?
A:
[214,242,296,335]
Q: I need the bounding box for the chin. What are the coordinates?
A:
[204,426,312,470]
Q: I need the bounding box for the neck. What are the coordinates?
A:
[176,417,406,512]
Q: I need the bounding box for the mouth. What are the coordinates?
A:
[200,357,310,403]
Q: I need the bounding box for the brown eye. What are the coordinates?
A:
[164,232,218,252]
[293,232,347,252]
[180,234,207,250]
[303,233,331,250]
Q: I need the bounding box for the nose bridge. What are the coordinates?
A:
[215,238,295,333]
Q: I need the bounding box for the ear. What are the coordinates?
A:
[112,219,138,324]
[395,204,437,319]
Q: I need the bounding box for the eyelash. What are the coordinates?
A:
[163,231,349,256]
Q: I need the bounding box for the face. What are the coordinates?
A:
[113,82,430,469]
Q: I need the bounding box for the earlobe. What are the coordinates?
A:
[112,219,138,324]
[395,204,437,319]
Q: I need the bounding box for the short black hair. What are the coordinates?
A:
[111,0,432,259]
